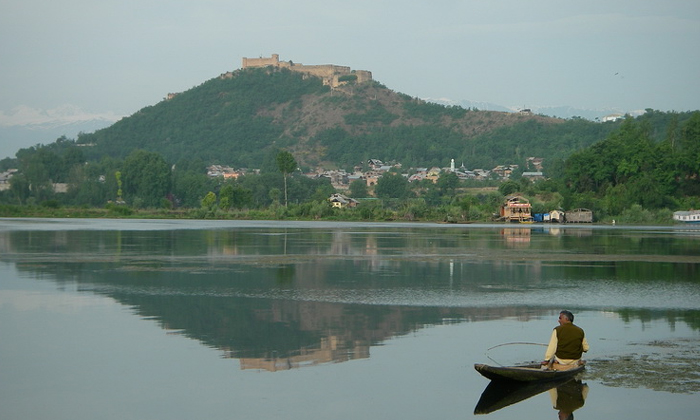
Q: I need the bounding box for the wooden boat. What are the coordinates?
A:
[474,362,585,382]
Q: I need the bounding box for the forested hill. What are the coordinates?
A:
[74,67,617,170]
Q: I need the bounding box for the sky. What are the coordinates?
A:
[1,0,699,126]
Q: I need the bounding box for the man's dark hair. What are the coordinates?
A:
[560,310,574,322]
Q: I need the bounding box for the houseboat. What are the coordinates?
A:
[673,210,700,224]
[499,196,533,223]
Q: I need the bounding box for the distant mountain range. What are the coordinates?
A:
[423,97,644,121]
[0,105,122,159]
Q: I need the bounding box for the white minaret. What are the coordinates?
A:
[450,159,455,172]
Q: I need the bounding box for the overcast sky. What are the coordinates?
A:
[2,0,699,123]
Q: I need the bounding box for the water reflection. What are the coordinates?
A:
[550,379,589,420]
[1,221,699,373]
[238,335,370,371]
[474,378,588,417]
[501,228,531,247]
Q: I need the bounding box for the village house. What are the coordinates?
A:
[549,209,566,223]
[367,159,384,170]
[313,169,351,189]
[492,165,518,179]
[206,165,249,179]
[364,171,382,187]
[526,157,544,172]
[470,169,491,180]
[522,171,545,182]
[408,168,428,183]
[0,169,17,191]
[328,193,359,209]
[423,167,442,183]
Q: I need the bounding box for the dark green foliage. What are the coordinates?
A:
[349,179,369,198]
[65,67,619,172]
[105,202,134,216]
[0,157,17,171]
[122,150,172,208]
[276,150,297,175]
[77,68,327,167]
[436,171,459,195]
[562,112,700,214]
[498,180,521,196]
[375,172,413,199]
[403,101,467,122]
[466,118,618,169]
[219,183,253,210]
[315,125,464,168]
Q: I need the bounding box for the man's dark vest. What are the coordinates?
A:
[555,323,585,359]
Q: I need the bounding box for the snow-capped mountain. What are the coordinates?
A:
[0,105,122,159]
[422,97,641,121]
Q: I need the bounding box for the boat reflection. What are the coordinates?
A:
[550,379,588,419]
[474,378,588,417]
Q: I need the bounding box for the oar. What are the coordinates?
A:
[485,342,547,366]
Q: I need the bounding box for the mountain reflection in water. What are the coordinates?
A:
[1,220,699,375]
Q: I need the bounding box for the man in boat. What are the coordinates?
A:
[542,310,589,370]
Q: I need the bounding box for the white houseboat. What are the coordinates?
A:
[673,210,700,224]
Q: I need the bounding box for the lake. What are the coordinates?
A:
[1,218,699,420]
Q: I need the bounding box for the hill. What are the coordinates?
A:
[74,67,618,171]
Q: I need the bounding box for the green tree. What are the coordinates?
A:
[9,173,30,205]
[375,172,412,199]
[219,184,234,211]
[122,150,172,208]
[201,191,217,209]
[349,179,369,198]
[498,180,520,196]
[172,170,213,208]
[115,171,123,202]
[276,150,297,207]
[678,112,700,195]
[269,188,282,205]
[436,171,459,195]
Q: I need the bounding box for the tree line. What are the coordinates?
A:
[2,111,699,224]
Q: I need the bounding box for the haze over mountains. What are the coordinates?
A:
[424,98,644,121]
[0,95,638,161]
[0,105,122,159]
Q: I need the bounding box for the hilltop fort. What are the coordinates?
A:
[241,54,372,88]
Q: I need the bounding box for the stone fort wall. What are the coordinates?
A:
[241,54,372,88]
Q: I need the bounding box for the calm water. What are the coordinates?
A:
[1,218,699,420]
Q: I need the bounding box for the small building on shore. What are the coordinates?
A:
[549,209,565,223]
[566,208,593,223]
[499,196,533,222]
[328,193,359,209]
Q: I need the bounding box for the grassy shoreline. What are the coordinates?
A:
[0,203,678,225]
